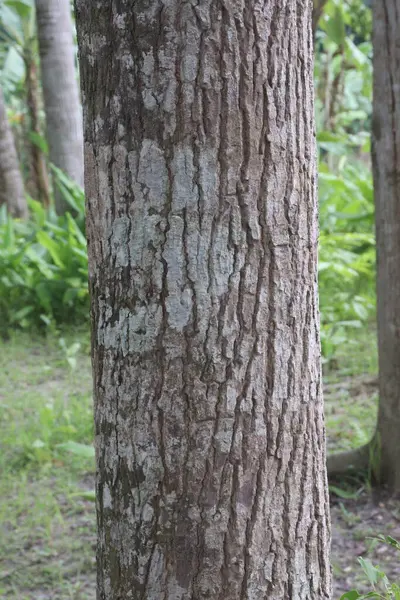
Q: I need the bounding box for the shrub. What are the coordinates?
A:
[0,170,88,333]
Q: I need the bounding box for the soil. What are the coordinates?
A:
[331,489,400,597]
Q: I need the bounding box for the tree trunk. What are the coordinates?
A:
[35,0,84,214]
[312,0,328,40]
[372,0,400,492]
[75,1,332,598]
[0,87,28,218]
[25,54,51,207]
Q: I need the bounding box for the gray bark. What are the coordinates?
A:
[372,0,400,492]
[75,1,332,598]
[35,0,83,214]
[0,87,28,218]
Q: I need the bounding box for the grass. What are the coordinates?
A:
[0,325,379,598]
[324,324,378,454]
[0,331,95,600]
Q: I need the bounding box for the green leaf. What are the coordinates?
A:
[345,38,368,68]
[2,45,25,82]
[56,441,95,458]
[329,485,360,499]
[358,557,382,587]
[70,490,96,502]
[36,231,64,267]
[28,130,48,154]
[325,6,345,46]
[4,0,32,20]
[9,305,35,323]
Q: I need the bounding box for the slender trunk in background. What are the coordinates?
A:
[372,0,400,492]
[75,1,332,598]
[312,0,328,40]
[0,87,28,218]
[25,54,51,207]
[35,0,84,214]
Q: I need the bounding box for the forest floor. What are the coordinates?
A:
[0,328,399,599]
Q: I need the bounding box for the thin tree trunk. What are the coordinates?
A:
[75,1,332,598]
[313,0,329,40]
[25,54,51,207]
[35,0,83,214]
[372,0,400,492]
[0,87,28,219]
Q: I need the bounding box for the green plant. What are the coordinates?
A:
[318,159,375,366]
[313,1,375,367]
[0,173,88,333]
[340,536,400,599]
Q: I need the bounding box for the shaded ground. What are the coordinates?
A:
[1,329,399,599]
[331,490,400,597]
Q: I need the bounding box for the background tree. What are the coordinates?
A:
[313,0,329,39]
[326,0,400,495]
[35,0,83,214]
[0,85,28,218]
[371,0,400,491]
[0,0,50,206]
[75,1,332,598]
[25,44,50,207]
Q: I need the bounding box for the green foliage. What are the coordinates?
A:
[315,0,374,366]
[341,536,400,599]
[315,1,372,141]
[318,159,375,365]
[0,174,88,333]
[0,332,93,474]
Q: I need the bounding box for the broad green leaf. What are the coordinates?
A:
[339,592,362,600]
[4,0,32,21]
[325,6,345,46]
[36,231,64,268]
[56,441,95,458]
[28,130,48,154]
[358,557,382,587]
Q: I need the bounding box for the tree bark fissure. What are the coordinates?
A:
[75,0,331,598]
[372,0,400,492]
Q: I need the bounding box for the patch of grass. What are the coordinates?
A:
[0,332,96,599]
[324,325,378,453]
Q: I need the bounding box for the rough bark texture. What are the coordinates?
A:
[35,0,84,214]
[25,56,51,207]
[372,0,400,492]
[75,1,331,598]
[0,87,28,218]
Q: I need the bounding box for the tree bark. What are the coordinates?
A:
[35,0,84,214]
[0,86,28,218]
[372,0,400,493]
[25,54,51,207]
[75,1,332,598]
